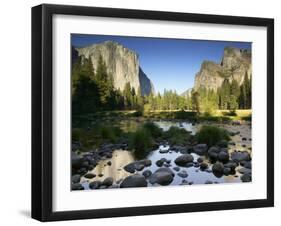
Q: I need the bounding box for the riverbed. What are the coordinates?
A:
[73,119,252,190]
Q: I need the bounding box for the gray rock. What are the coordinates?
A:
[156,159,164,167]
[102,177,114,187]
[212,162,224,175]
[137,159,152,167]
[241,174,252,182]
[72,174,81,184]
[156,158,170,167]
[218,151,229,163]
[120,174,148,188]
[89,181,101,189]
[231,151,251,162]
[142,170,152,178]
[163,162,171,167]
[77,167,87,175]
[81,161,89,168]
[159,149,169,154]
[172,145,188,154]
[193,144,208,155]
[124,159,152,173]
[71,183,84,190]
[223,167,231,175]
[224,161,238,170]
[200,162,208,170]
[208,146,220,160]
[123,162,136,173]
[174,154,194,166]
[238,167,252,175]
[149,168,174,186]
[135,164,145,171]
[173,166,180,172]
[240,161,252,169]
[177,170,188,178]
[72,152,84,169]
[186,162,194,167]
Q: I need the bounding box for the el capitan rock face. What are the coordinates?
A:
[75,41,154,96]
[193,47,252,92]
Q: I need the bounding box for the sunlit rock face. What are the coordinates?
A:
[76,41,154,96]
[193,47,252,92]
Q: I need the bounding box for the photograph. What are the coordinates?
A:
[71,34,252,190]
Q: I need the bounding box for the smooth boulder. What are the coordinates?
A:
[177,170,188,178]
[193,144,208,155]
[120,174,147,188]
[123,163,136,173]
[71,183,84,190]
[149,168,174,186]
[207,146,220,160]
[71,174,81,184]
[212,162,224,177]
[102,177,114,187]
[71,152,85,169]
[218,151,229,163]
[241,174,252,182]
[174,154,194,166]
[200,162,208,170]
[89,181,101,189]
[142,170,152,178]
[231,151,251,163]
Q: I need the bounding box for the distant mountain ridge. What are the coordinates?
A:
[74,41,154,96]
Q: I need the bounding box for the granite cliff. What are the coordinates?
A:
[75,41,154,96]
[193,47,252,92]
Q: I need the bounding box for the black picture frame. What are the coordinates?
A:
[32,3,274,222]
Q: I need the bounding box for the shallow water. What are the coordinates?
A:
[79,120,251,189]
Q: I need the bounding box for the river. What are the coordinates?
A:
[77,120,251,189]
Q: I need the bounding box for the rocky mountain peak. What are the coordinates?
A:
[193,47,251,92]
[75,41,153,96]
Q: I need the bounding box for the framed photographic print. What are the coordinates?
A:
[32,4,274,221]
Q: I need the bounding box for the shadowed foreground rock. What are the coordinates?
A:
[149,168,174,186]
[120,174,147,188]
[174,154,194,166]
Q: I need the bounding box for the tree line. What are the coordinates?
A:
[191,73,251,114]
[72,55,251,114]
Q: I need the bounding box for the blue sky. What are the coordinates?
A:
[72,34,251,95]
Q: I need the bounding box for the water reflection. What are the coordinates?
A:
[79,120,251,189]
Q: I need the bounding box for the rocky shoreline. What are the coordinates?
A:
[71,123,252,190]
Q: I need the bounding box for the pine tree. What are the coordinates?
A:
[94,55,113,109]
[123,82,132,110]
[230,79,240,98]
[220,79,231,109]
[191,90,200,113]
[229,94,238,112]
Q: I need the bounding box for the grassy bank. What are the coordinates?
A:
[73,109,252,124]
